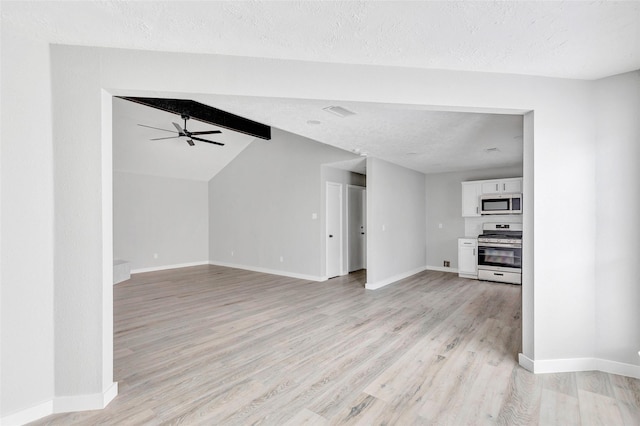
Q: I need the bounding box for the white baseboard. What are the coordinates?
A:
[594,358,640,379]
[1,382,117,426]
[425,265,459,273]
[131,261,210,274]
[518,353,640,379]
[1,400,53,426]
[113,259,131,285]
[365,266,426,290]
[209,260,326,282]
[54,382,118,413]
[518,353,535,372]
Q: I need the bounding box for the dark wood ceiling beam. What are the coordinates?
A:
[118,96,271,140]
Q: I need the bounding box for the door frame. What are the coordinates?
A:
[325,181,343,278]
[346,184,366,272]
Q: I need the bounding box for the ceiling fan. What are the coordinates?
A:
[138,114,224,146]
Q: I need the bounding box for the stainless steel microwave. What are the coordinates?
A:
[480,193,523,215]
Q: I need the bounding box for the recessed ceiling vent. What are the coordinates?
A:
[323,105,356,118]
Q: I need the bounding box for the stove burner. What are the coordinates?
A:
[478,231,522,244]
[479,232,522,239]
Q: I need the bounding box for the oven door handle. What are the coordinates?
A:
[478,243,522,249]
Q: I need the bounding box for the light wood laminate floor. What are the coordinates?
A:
[31,265,639,425]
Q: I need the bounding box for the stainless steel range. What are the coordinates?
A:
[477,223,522,285]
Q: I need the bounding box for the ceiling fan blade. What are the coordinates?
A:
[150,136,181,141]
[191,136,225,146]
[188,130,222,135]
[172,122,185,135]
[186,139,195,147]
[137,124,177,133]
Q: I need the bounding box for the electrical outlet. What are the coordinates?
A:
[231,250,234,257]
[153,253,158,259]
[280,256,284,263]
[443,260,450,267]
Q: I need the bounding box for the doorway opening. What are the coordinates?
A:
[323,159,367,286]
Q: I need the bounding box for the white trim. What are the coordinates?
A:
[54,382,118,413]
[131,261,210,274]
[346,185,367,274]
[596,358,640,379]
[1,383,117,426]
[518,354,640,379]
[518,353,535,372]
[113,259,131,285]
[425,265,459,274]
[1,400,53,426]
[365,266,426,290]
[209,260,327,282]
[531,357,598,374]
[458,274,477,279]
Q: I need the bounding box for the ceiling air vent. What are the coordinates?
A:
[323,105,356,118]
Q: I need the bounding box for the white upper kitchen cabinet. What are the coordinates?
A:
[461,181,482,217]
[481,178,522,194]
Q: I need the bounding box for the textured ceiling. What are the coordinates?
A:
[196,95,524,175]
[4,1,638,179]
[4,1,638,79]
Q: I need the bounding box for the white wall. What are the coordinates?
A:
[1,19,55,419]
[3,40,639,421]
[425,165,523,270]
[208,129,358,280]
[594,71,640,369]
[113,171,209,272]
[366,158,426,288]
[50,45,114,405]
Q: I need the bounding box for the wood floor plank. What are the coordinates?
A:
[610,373,640,408]
[282,408,328,426]
[538,388,581,425]
[577,389,625,425]
[328,392,390,425]
[495,365,543,425]
[26,265,639,425]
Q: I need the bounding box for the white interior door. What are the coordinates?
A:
[326,182,342,279]
[347,186,366,272]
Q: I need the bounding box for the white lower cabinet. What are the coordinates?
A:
[458,238,478,279]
